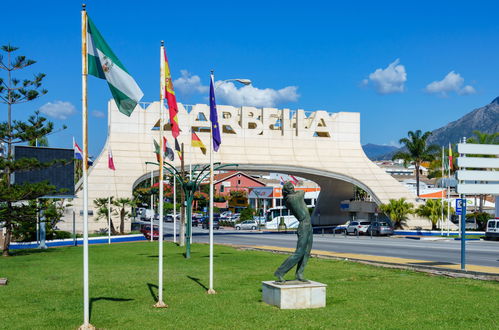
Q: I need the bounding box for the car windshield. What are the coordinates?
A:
[360,222,370,225]
[488,221,496,228]
[378,222,389,226]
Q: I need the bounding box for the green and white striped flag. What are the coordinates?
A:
[87,16,143,116]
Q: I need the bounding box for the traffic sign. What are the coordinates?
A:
[455,199,463,215]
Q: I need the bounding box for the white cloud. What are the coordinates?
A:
[173,69,299,107]
[363,59,407,94]
[216,83,299,107]
[39,101,77,120]
[173,70,209,95]
[425,71,476,97]
[92,110,105,118]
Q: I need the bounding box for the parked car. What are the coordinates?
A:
[202,219,220,230]
[235,220,259,230]
[367,222,393,236]
[333,225,347,234]
[346,221,371,235]
[165,213,180,222]
[140,224,159,240]
[220,211,233,218]
[485,218,499,240]
[191,216,202,227]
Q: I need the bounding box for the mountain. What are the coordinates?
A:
[362,144,398,160]
[377,97,499,160]
[426,97,499,146]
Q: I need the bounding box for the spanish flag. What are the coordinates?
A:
[448,143,453,170]
[191,131,206,155]
[161,45,180,138]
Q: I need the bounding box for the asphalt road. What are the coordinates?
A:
[158,222,499,268]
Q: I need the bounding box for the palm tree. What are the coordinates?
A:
[379,198,414,229]
[393,130,440,197]
[93,197,117,235]
[465,130,499,212]
[466,130,499,145]
[113,197,135,234]
[416,199,453,230]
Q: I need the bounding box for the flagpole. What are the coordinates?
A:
[150,170,154,242]
[208,70,216,295]
[108,196,111,245]
[189,117,193,244]
[173,173,177,243]
[155,41,167,308]
[80,4,93,329]
[447,143,451,236]
[441,146,444,235]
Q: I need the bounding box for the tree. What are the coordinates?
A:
[416,199,453,230]
[379,198,414,229]
[466,130,499,145]
[0,45,58,256]
[393,130,439,197]
[0,45,47,156]
[93,197,117,235]
[113,197,135,234]
[11,199,67,241]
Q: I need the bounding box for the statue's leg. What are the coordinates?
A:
[274,233,305,282]
[295,232,313,281]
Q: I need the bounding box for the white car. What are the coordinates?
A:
[346,221,371,235]
[485,218,499,240]
[235,220,259,230]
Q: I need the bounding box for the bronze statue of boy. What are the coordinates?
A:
[274,182,313,282]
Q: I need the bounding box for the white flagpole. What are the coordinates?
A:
[208,71,216,294]
[108,196,111,245]
[189,118,193,244]
[154,41,167,308]
[80,4,92,328]
[447,144,451,236]
[150,170,154,242]
[441,146,444,235]
[173,174,177,243]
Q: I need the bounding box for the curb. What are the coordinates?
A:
[234,245,499,282]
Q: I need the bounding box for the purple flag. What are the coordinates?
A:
[210,74,221,152]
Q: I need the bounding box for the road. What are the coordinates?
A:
[152,222,499,268]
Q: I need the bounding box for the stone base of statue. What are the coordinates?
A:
[262,280,327,309]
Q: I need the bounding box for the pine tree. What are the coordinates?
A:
[0,45,59,256]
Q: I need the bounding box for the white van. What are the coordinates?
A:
[485,218,499,240]
[265,207,299,229]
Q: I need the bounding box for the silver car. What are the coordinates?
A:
[367,221,393,236]
[235,220,259,230]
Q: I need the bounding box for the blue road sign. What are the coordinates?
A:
[455,198,463,215]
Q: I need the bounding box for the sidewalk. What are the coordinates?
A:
[240,244,499,276]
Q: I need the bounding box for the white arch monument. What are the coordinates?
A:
[62,101,431,232]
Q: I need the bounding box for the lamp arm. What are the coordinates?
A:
[194,164,211,183]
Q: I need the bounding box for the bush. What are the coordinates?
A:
[53,230,72,239]
[219,220,234,227]
[240,207,255,221]
[467,212,492,231]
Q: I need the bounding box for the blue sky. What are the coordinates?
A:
[2,1,499,157]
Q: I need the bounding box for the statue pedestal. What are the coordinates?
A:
[262,280,327,309]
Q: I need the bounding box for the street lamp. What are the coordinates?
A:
[215,78,252,89]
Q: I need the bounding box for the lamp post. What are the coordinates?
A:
[215,78,252,89]
[146,161,237,258]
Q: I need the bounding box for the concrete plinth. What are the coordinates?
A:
[262,280,327,309]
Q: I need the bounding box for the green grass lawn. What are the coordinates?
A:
[1,242,498,329]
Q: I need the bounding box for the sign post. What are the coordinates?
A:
[460,198,466,270]
[457,142,499,271]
